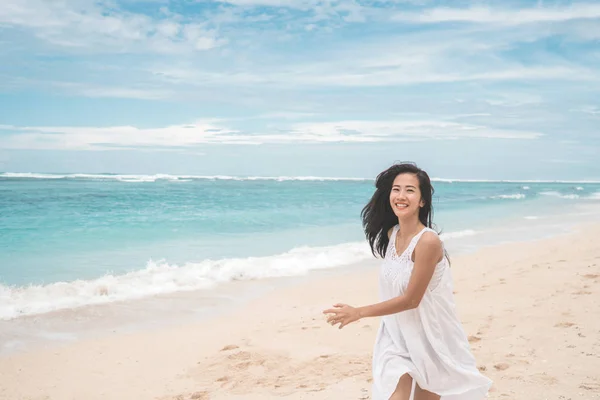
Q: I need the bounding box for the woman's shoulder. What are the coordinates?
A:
[419,229,442,247]
[415,229,445,261]
[414,227,444,251]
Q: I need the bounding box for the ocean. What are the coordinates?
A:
[1,172,600,322]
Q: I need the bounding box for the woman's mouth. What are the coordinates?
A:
[394,203,408,210]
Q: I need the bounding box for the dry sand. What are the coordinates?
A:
[1,224,599,400]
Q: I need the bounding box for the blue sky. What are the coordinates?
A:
[0,0,599,179]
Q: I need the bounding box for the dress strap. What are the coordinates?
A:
[385,225,400,259]
[406,227,435,259]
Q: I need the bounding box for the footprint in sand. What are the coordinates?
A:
[166,392,210,400]
[468,335,482,345]
[194,347,373,397]
[554,322,576,328]
[493,363,510,371]
[530,373,558,385]
[582,273,599,280]
[579,381,600,392]
[190,392,209,400]
[503,353,530,366]
[227,351,252,361]
[572,290,592,295]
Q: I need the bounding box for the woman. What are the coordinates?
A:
[323,163,492,400]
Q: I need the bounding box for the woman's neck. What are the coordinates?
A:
[397,218,424,240]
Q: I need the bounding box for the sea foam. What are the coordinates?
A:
[539,191,580,199]
[0,242,371,320]
[490,194,526,200]
[0,229,478,320]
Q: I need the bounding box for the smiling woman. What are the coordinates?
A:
[324,162,492,400]
[1,1,600,399]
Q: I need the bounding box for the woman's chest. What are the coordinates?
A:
[380,257,413,288]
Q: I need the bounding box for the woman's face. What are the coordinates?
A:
[389,173,424,219]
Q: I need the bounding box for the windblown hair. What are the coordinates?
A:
[361,162,436,259]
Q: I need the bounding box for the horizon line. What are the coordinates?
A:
[2,172,600,184]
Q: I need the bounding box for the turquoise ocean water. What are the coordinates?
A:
[1,172,600,321]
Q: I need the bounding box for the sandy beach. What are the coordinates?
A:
[1,224,599,400]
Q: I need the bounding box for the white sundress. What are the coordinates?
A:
[372,225,493,400]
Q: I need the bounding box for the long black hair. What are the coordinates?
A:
[361,162,436,259]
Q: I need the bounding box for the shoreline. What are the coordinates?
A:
[1,210,599,356]
[2,185,599,328]
[4,201,600,326]
[0,213,593,358]
[1,222,599,399]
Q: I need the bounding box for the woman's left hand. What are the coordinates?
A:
[323,303,361,329]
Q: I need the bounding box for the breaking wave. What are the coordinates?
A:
[0,229,478,320]
[490,194,526,200]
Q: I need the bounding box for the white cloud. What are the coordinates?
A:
[143,15,599,95]
[0,119,543,150]
[393,4,600,25]
[0,76,172,100]
[0,0,221,53]
[0,121,238,150]
[289,120,543,140]
[484,93,545,108]
[151,61,597,90]
[1,0,598,156]
[2,0,598,102]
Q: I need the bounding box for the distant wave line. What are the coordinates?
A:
[2,172,600,184]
